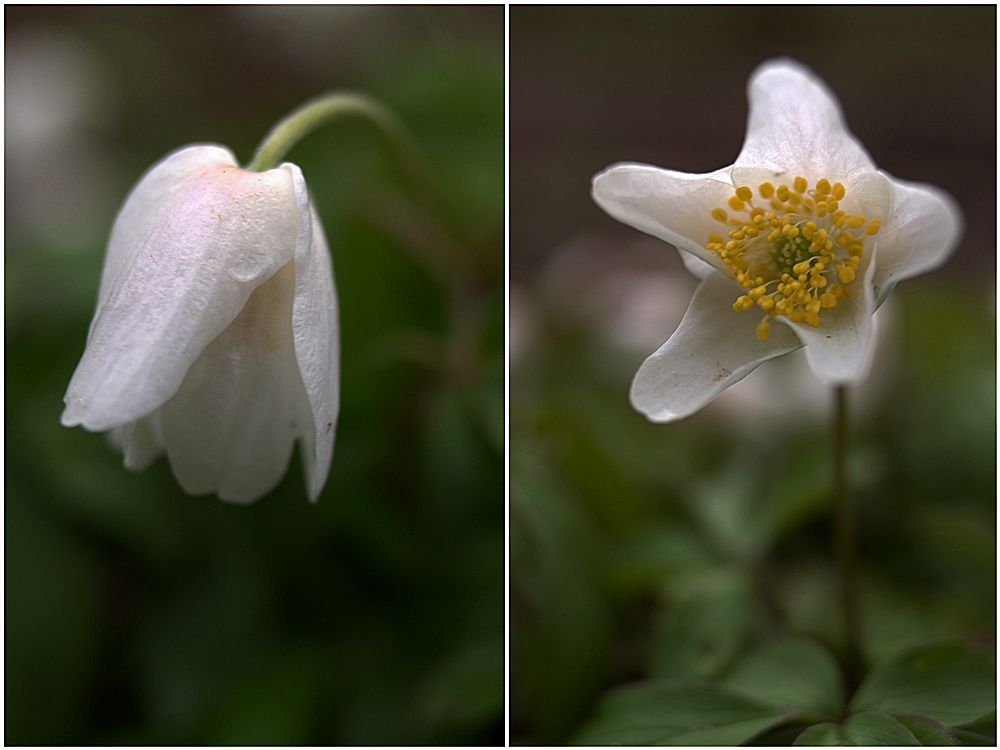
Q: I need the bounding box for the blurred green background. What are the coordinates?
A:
[6,6,503,745]
[509,6,995,744]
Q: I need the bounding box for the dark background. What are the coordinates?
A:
[6,6,504,745]
[510,6,995,744]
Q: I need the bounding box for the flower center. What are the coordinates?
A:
[705,177,880,340]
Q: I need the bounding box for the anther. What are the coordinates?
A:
[735,186,753,202]
[728,196,745,211]
[794,176,808,193]
[832,182,846,200]
[866,219,881,235]
[712,207,728,222]
[759,182,775,199]
[756,320,771,340]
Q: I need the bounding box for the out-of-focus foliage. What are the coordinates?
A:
[510,6,994,745]
[6,6,503,745]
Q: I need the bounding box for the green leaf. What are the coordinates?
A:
[950,712,996,746]
[949,728,996,746]
[954,711,996,737]
[649,565,756,680]
[608,524,714,596]
[572,680,792,746]
[511,453,611,742]
[206,651,322,745]
[842,712,920,745]
[723,637,843,717]
[893,714,958,745]
[794,721,841,745]
[414,638,504,734]
[849,641,996,726]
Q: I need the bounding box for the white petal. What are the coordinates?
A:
[678,247,717,280]
[111,414,164,471]
[61,146,301,431]
[733,59,876,187]
[592,163,734,275]
[872,172,964,305]
[285,163,339,503]
[158,262,313,504]
[630,271,802,422]
[779,245,880,386]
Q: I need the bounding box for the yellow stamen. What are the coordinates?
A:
[706,176,872,338]
[809,275,827,288]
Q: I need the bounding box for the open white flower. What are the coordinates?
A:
[592,58,962,423]
[61,145,339,503]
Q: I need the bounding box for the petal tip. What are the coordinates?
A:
[749,57,822,89]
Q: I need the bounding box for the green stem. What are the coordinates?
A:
[834,385,864,697]
[246,91,439,206]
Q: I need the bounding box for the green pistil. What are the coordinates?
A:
[770,233,821,276]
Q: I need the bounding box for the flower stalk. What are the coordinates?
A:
[247,91,441,208]
[833,385,864,698]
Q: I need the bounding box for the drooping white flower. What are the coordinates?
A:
[592,58,963,423]
[61,145,339,503]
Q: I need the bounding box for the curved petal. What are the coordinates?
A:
[872,171,964,306]
[91,145,237,316]
[285,164,339,503]
[592,163,734,275]
[630,271,801,422]
[780,245,880,386]
[109,414,164,472]
[677,247,717,280]
[158,262,313,504]
[61,147,300,431]
[733,59,876,188]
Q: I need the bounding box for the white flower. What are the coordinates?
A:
[592,58,963,423]
[61,145,339,503]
